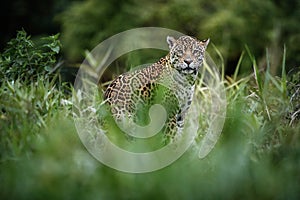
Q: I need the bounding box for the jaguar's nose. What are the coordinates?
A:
[184,59,193,66]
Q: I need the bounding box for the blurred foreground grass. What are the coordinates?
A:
[1,72,299,199]
[1,102,299,199]
[0,31,299,199]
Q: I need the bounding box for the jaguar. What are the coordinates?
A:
[104,35,209,142]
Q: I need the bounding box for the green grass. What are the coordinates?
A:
[0,35,300,199]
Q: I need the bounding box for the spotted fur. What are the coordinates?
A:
[104,35,209,141]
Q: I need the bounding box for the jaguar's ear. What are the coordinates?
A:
[167,36,176,49]
[200,38,210,49]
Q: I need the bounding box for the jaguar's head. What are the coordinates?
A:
[167,35,209,75]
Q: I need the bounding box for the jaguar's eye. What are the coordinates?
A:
[192,49,199,54]
[177,49,184,56]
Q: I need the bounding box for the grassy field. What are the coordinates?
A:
[0,32,299,199]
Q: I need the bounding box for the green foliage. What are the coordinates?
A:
[0,30,70,161]
[0,30,61,82]
[0,77,72,161]
[1,68,300,199]
[58,0,138,61]
[0,42,299,199]
[58,0,299,75]
[287,68,300,125]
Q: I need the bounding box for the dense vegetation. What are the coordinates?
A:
[0,0,299,199]
[58,0,300,75]
[0,29,299,199]
[1,0,299,76]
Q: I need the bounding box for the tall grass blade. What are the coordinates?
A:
[264,48,271,93]
[245,45,263,97]
[211,43,225,81]
[233,51,244,81]
[281,45,287,98]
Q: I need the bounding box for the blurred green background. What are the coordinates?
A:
[0,0,299,199]
[1,0,299,76]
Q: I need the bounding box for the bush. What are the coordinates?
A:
[0,30,70,161]
[0,30,61,83]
